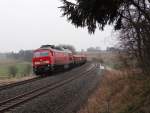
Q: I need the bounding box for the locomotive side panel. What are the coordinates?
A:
[53,51,70,65]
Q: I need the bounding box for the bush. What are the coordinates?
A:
[8,66,18,77]
[22,64,32,76]
[92,57,104,64]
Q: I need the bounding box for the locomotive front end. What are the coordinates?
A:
[32,49,54,75]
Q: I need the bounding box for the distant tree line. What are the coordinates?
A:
[6,50,33,62]
[0,53,6,59]
[86,47,120,53]
[87,47,101,52]
[106,47,121,52]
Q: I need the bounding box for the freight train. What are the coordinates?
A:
[32,45,87,76]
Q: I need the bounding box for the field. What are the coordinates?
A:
[85,51,127,69]
[0,59,32,78]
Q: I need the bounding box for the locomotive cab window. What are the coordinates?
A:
[34,51,49,57]
[41,52,49,56]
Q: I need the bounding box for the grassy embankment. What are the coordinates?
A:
[0,59,32,78]
[79,52,150,113]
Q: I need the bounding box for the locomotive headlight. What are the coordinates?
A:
[34,62,40,65]
[34,60,49,65]
[43,60,49,64]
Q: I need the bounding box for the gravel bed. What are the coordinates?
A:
[0,63,90,102]
[11,67,103,113]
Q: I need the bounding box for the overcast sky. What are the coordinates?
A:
[0,0,118,52]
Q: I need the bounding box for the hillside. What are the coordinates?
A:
[79,51,150,113]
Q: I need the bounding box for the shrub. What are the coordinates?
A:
[8,66,18,77]
[22,64,32,76]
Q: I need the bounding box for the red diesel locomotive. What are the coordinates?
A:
[32,45,86,75]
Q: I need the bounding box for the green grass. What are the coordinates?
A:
[0,59,32,78]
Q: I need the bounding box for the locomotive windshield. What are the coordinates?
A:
[34,51,49,57]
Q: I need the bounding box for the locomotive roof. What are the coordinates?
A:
[35,45,72,53]
[40,45,55,48]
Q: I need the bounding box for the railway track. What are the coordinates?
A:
[0,64,97,113]
[0,77,40,91]
[0,63,89,92]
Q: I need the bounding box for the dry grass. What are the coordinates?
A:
[0,74,35,86]
[78,69,150,113]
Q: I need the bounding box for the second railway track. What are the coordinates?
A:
[0,63,97,113]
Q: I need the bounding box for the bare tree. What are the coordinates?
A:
[119,1,150,72]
